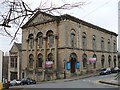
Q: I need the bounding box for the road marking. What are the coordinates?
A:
[94,80,119,88]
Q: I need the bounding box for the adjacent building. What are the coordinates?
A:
[0,50,4,82]
[8,42,22,81]
[2,55,9,81]
[21,11,118,81]
[118,1,120,68]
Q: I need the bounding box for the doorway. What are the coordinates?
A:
[70,53,77,73]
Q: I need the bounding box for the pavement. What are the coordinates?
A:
[8,73,119,90]
[99,73,120,86]
[37,73,99,83]
[37,73,120,86]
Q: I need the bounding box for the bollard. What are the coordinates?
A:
[0,82,3,90]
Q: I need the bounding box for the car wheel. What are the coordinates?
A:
[27,82,30,85]
[21,83,24,85]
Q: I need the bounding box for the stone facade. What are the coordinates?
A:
[2,56,9,81]
[8,42,22,81]
[21,11,118,81]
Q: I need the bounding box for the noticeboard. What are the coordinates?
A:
[66,62,71,70]
[76,61,80,69]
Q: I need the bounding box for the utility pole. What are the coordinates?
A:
[118,1,120,68]
[117,1,120,81]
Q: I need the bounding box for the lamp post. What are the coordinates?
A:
[63,59,66,79]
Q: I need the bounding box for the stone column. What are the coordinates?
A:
[53,35,58,79]
[54,35,58,70]
[33,39,37,80]
[43,36,47,80]
[26,39,29,78]
[17,55,20,79]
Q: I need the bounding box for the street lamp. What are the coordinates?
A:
[63,59,66,79]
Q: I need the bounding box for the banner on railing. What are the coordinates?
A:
[88,58,96,63]
[46,61,53,68]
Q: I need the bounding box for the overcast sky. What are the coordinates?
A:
[0,0,119,53]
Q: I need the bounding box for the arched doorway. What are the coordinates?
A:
[108,55,111,67]
[69,53,77,73]
[82,53,87,69]
[101,55,105,68]
[29,54,34,68]
[37,53,43,67]
[113,56,117,68]
[93,54,97,69]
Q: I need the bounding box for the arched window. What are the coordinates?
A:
[108,55,111,67]
[113,56,117,67]
[108,39,111,52]
[46,30,54,47]
[29,54,34,68]
[82,32,87,50]
[28,34,34,49]
[101,55,105,68]
[70,30,76,48]
[93,54,97,69]
[113,40,116,52]
[82,53,87,68]
[70,53,77,61]
[48,53,53,61]
[92,35,96,51]
[37,53,43,67]
[101,37,104,51]
[36,32,43,48]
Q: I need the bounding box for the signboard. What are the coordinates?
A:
[46,61,53,68]
[66,62,71,70]
[76,61,80,69]
[88,58,96,63]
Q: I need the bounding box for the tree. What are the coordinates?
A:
[0,0,85,43]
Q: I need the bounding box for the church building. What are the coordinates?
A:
[21,11,118,81]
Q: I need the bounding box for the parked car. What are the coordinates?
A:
[26,78,36,84]
[111,67,120,73]
[20,78,36,85]
[99,68,111,75]
[10,79,21,86]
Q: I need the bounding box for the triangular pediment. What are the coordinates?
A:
[10,43,18,53]
[22,11,56,28]
[9,42,21,53]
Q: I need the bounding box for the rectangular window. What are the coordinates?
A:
[39,37,43,48]
[10,56,17,68]
[49,35,53,47]
[71,34,75,48]
[113,43,116,52]
[10,58,14,68]
[93,39,96,51]
[83,37,87,50]
[15,57,17,68]
[108,43,111,52]
[101,41,104,51]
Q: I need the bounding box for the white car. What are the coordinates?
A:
[99,68,111,75]
[10,79,21,86]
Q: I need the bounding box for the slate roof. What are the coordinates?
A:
[15,42,22,51]
[22,11,117,36]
